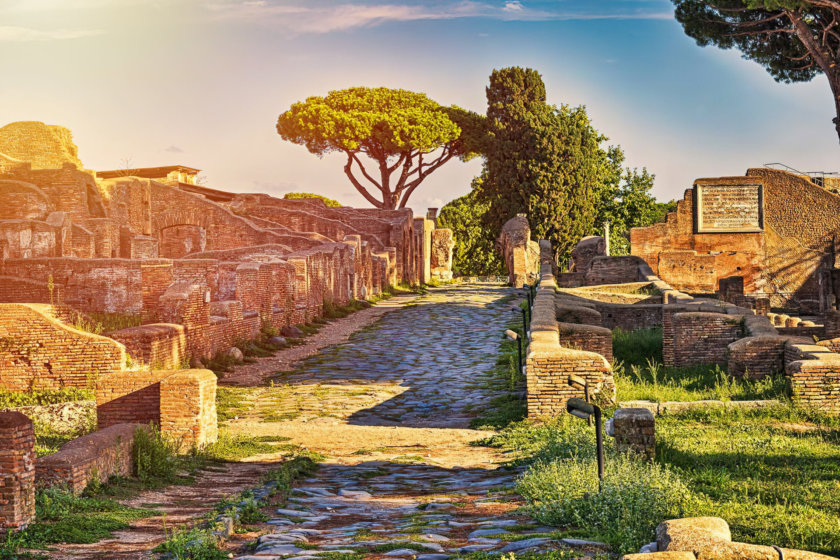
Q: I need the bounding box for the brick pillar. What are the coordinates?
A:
[612,408,655,460]
[0,412,36,531]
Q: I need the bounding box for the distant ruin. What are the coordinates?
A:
[0,120,453,452]
[631,168,840,312]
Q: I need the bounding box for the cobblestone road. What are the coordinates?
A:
[227,284,587,559]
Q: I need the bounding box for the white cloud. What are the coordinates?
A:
[205,1,673,34]
[164,145,184,153]
[0,26,104,41]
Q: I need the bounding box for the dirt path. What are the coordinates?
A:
[47,462,280,560]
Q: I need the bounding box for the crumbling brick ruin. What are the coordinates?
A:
[497,214,540,287]
[0,120,454,492]
[631,168,840,311]
[500,222,840,416]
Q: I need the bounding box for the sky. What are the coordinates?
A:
[1,0,839,215]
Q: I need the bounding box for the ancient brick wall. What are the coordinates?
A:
[0,303,125,391]
[672,312,743,367]
[0,258,149,314]
[554,303,603,326]
[632,169,840,306]
[0,121,83,169]
[784,341,840,414]
[556,322,613,363]
[596,304,663,331]
[526,252,615,417]
[430,229,454,281]
[570,236,606,273]
[36,423,142,494]
[0,412,35,531]
[584,256,647,285]
[0,276,63,305]
[108,324,186,370]
[96,369,217,448]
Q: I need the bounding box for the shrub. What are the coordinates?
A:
[518,453,694,554]
[133,425,180,483]
[154,526,227,560]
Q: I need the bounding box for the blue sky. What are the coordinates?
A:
[0,0,837,214]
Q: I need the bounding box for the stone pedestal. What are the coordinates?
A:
[613,407,655,460]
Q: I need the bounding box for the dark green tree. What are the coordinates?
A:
[478,67,613,261]
[437,173,505,276]
[276,87,484,209]
[592,147,666,254]
[673,0,840,144]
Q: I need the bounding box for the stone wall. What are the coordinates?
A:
[612,407,655,460]
[0,303,125,391]
[784,341,840,414]
[0,412,35,531]
[585,255,648,286]
[108,324,186,370]
[597,304,663,331]
[556,322,613,363]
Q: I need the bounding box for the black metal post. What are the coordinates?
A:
[594,405,604,490]
[516,336,523,375]
[520,307,528,334]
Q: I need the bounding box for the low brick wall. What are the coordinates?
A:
[597,303,663,331]
[785,340,840,414]
[556,322,613,363]
[0,412,35,531]
[526,246,615,418]
[36,423,144,494]
[585,255,648,285]
[554,302,602,326]
[96,368,218,449]
[672,311,743,367]
[108,323,187,369]
[0,303,126,391]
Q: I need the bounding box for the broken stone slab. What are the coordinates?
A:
[468,528,510,538]
[337,489,373,499]
[499,538,550,552]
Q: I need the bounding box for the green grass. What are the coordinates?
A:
[657,406,840,555]
[8,488,158,549]
[469,319,527,430]
[200,432,292,461]
[0,387,94,408]
[216,387,255,422]
[69,311,142,335]
[612,328,789,403]
[484,399,840,556]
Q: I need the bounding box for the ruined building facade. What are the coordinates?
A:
[631,168,840,310]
